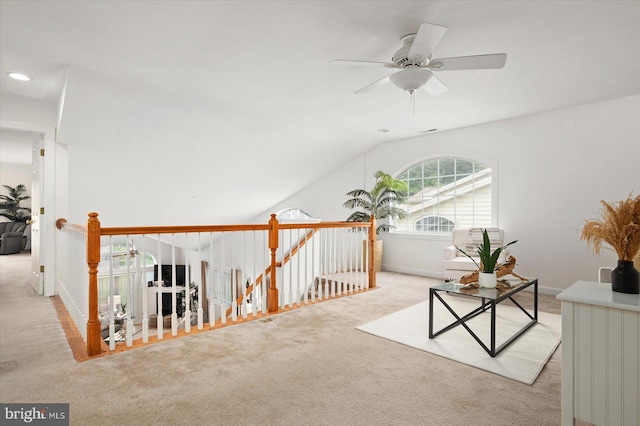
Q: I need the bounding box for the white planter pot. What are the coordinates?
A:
[478,272,497,288]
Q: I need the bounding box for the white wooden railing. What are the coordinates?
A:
[55,213,376,357]
[55,221,89,341]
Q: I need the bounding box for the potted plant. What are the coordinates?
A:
[343,170,407,271]
[580,193,640,294]
[0,184,32,222]
[457,229,518,288]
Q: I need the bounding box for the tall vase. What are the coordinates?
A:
[611,260,640,294]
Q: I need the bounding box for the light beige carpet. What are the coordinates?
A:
[1,254,564,425]
[357,295,561,384]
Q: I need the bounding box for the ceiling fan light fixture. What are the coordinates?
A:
[390,68,432,94]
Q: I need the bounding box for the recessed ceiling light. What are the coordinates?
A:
[377,128,390,133]
[418,128,438,133]
[8,72,31,81]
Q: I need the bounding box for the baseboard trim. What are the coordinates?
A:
[381,265,443,279]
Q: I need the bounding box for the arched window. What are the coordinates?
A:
[98,241,156,273]
[98,240,156,315]
[395,157,492,233]
[277,208,314,221]
[414,215,456,233]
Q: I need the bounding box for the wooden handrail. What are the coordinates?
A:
[278,221,370,230]
[100,221,367,236]
[100,223,269,236]
[56,218,369,236]
[56,218,87,235]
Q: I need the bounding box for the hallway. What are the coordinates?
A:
[0,253,72,377]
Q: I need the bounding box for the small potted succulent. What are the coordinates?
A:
[457,229,518,288]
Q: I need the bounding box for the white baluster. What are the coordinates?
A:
[310,229,316,303]
[262,231,268,314]
[209,232,215,327]
[241,282,248,320]
[157,236,164,340]
[296,228,301,306]
[142,236,149,343]
[125,236,133,347]
[338,228,343,295]
[303,229,308,305]
[287,230,292,308]
[171,234,178,336]
[251,231,257,317]
[184,233,191,334]
[231,239,237,322]
[350,230,354,291]
[108,239,116,350]
[241,232,247,319]
[197,232,203,330]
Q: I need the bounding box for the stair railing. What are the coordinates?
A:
[56,213,376,357]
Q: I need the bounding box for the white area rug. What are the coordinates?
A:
[356,295,561,384]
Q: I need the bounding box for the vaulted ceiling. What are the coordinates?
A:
[2,1,639,215]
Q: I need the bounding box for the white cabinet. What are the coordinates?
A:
[557,281,640,426]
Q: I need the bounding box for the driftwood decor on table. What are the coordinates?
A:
[459,256,526,284]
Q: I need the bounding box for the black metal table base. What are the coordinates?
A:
[428,279,538,357]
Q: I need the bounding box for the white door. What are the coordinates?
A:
[30,135,44,294]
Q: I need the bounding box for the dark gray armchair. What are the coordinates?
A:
[0,222,28,255]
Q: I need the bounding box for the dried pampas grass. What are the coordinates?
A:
[581,193,640,261]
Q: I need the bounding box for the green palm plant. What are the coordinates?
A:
[343,170,407,234]
[457,229,518,273]
[0,184,32,222]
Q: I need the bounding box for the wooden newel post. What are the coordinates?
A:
[368,216,377,288]
[267,214,279,313]
[86,212,102,356]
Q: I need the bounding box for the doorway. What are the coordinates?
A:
[0,120,57,296]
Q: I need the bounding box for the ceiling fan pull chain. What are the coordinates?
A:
[412,91,416,116]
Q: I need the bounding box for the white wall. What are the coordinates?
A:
[0,93,57,127]
[0,163,32,191]
[56,66,357,227]
[256,154,366,222]
[265,94,640,293]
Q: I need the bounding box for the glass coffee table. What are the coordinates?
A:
[429,276,538,357]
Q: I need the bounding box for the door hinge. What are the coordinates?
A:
[40,265,45,273]
[40,148,45,156]
[40,207,45,215]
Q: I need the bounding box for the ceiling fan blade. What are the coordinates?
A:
[331,59,399,68]
[408,22,448,60]
[354,74,393,94]
[423,74,449,96]
[428,53,507,71]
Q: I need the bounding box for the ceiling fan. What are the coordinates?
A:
[332,22,507,97]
